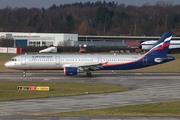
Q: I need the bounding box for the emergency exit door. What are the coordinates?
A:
[55,56,60,65]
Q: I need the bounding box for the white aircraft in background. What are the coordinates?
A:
[140,40,180,50]
[4,32,174,77]
[39,46,57,53]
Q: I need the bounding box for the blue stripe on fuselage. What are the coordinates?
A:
[100,55,174,70]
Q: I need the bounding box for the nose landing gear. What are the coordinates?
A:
[22,70,26,77]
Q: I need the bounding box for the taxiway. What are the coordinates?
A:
[0,72,180,120]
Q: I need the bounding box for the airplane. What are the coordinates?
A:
[4,32,175,77]
[39,46,57,53]
[139,40,180,50]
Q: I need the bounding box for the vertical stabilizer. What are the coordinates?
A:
[145,32,172,56]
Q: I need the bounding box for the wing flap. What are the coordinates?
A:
[78,63,103,71]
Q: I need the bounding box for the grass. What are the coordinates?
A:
[0,82,128,101]
[42,101,180,116]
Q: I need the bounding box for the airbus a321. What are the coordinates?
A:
[4,32,175,77]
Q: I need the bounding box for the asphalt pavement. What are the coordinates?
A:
[0,72,180,120]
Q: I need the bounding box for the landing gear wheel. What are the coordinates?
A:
[86,72,92,77]
[22,74,26,77]
[22,70,26,77]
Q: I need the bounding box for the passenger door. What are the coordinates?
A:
[143,56,147,65]
[55,56,60,65]
[21,56,26,65]
[97,57,102,64]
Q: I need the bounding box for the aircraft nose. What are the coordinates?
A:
[4,62,10,68]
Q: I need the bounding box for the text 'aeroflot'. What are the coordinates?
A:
[4,32,175,77]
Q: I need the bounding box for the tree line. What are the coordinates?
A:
[0,1,180,36]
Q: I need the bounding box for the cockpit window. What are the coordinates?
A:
[10,59,17,61]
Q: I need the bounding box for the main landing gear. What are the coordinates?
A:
[86,71,92,77]
[22,70,26,77]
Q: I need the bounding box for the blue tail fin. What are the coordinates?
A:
[145,32,172,56]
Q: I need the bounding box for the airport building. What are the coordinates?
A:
[0,32,78,47]
[0,32,129,47]
[0,32,180,48]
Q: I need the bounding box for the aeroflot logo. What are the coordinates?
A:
[32,56,53,58]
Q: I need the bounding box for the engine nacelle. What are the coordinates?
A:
[64,67,78,76]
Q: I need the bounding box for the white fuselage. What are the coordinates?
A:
[5,54,144,70]
[141,40,180,50]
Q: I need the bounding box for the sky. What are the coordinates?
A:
[0,0,179,9]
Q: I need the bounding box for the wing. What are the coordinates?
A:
[62,62,107,71]
[78,63,103,71]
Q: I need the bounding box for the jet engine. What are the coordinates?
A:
[64,67,78,76]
